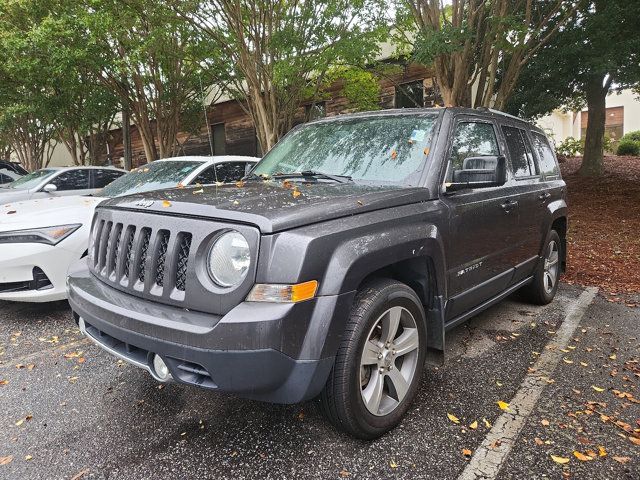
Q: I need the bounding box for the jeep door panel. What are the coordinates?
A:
[440,117,519,320]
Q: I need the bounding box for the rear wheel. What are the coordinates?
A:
[522,229,561,305]
[319,278,427,439]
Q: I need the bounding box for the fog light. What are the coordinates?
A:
[152,354,171,381]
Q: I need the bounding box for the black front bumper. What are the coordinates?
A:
[68,268,355,403]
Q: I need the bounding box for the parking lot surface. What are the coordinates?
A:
[1,284,638,479]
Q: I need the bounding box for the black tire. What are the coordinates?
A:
[319,278,427,439]
[522,229,562,305]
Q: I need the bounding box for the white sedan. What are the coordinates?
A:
[0,155,258,302]
[0,166,126,203]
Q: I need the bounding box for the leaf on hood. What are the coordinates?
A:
[161,200,171,208]
[292,188,301,198]
[0,380,8,386]
[193,189,204,194]
[447,413,460,424]
[550,455,570,464]
[236,180,245,188]
[6,210,16,215]
[497,400,510,411]
[0,456,13,465]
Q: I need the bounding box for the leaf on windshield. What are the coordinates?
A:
[236,180,245,188]
[292,188,301,198]
[282,180,293,189]
[176,183,185,189]
[391,149,398,160]
[193,189,204,194]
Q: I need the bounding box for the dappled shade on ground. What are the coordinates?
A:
[561,156,640,303]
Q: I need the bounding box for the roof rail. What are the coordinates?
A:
[475,107,524,122]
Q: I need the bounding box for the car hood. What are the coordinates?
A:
[0,189,33,204]
[0,195,105,232]
[99,181,433,233]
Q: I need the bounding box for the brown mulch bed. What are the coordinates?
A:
[560,155,640,304]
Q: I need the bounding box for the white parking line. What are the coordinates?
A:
[457,286,598,480]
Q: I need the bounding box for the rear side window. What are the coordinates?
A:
[193,162,249,184]
[92,169,125,188]
[501,126,538,178]
[50,169,91,191]
[531,133,560,178]
[447,122,500,181]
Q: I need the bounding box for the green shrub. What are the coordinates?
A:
[616,139,640,156]
[621,130,640,143]
[556,137,583,157]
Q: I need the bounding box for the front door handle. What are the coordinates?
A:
[501,200,518,212]
[538,192,551,200]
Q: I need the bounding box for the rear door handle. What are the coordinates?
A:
[538,192,551,200]
[501,200,518,212]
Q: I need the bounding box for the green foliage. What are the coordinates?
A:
[621,131,640,143]
[556,137,583,157]
[617,139,640,156]
[325,67,381,112]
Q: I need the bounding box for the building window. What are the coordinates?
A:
[395,81,424,108]
[424,84,443,107]
[580,106,624,142]
[305,102,326,122]
[212,123,226,155]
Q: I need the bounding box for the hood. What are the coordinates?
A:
[99,181,433,233]
[0,195,105,231]
[0,190,33,205]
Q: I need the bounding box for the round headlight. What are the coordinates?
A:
[207,231,251,287]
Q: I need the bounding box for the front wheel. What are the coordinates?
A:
[319,278,427,439]
[522,229,561,305]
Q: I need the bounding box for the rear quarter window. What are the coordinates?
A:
[531,132,560,178]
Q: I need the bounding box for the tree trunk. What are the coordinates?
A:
[579,75,608,177]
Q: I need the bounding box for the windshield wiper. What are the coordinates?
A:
[272,170,353,184]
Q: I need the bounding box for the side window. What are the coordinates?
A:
[50,170,90,191]
[447,121,500,181]
[531,132,560,178]
[92,169,125,188]
[192,165,219,185]
[215,162,249,183]
[501,126,538,178]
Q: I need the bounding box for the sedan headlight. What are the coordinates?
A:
[207,230,250,287]
[0,224,82,246]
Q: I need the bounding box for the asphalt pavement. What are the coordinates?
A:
[0,283,638,479]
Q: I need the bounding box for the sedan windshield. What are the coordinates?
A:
[5,169,56,190]
[101,161,205,198]
[252,114,438,184]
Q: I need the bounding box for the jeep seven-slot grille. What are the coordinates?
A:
[91,220,192,295]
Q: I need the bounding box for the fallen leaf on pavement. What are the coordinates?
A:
[389,459,398,468]
[447,413,460,424]
[483,418,492,428]
[573,451,593,461]
[551,455,570,464]
[629,436,640,446]
[541,419,550,426]
[339,469,350,478]
[591,385,605,392]
[24,455,32,461]
[469,421,478,430]
[462,448,473,457]
[70,469,90,480]
[613,456,631,464]
[497,400,510,411]
[597,446,607,457]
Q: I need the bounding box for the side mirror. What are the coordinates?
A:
[446,156,507,192]
[43,183,58,193]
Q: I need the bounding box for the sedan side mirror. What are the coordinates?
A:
[446,156,507,192]
[43,183,58,193]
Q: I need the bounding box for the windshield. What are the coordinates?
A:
[5,169,56,190]
[101,161,205,198]
[252,114,438,184]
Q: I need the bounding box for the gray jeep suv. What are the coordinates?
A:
[67,108,567,439]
